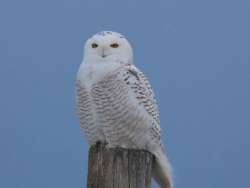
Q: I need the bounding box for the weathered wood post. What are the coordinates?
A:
[87,143,153,188]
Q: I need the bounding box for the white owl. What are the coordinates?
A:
[76,31,173,188]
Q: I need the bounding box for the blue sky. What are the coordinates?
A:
[0,0,249,187]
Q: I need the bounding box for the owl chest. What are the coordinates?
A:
[81,63,121,89]
[90,75,139,123]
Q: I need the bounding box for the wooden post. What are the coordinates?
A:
[87,143,153,188]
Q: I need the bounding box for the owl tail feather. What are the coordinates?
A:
[152,149,173,188]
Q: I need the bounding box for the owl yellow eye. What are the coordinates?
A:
[110,43,119,48]
[91,43,98,48]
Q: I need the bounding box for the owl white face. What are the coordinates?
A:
[83,31,133,64]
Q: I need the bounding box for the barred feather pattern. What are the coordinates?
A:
[76,81,106,145]
[76,63,163,150]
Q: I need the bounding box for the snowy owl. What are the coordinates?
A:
[76,31,173,188]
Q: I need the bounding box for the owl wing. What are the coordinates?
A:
[120,64,162,142]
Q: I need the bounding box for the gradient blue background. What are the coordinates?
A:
[1,0,249,187]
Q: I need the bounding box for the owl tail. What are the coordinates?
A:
[152,149,173,188]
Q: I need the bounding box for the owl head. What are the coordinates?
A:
[83,31,133,64]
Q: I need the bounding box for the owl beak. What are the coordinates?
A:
[101,47,107,58]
